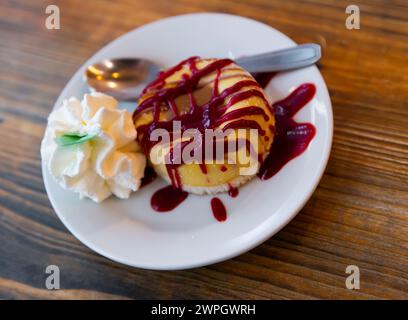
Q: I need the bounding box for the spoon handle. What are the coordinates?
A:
[235,43,321,73]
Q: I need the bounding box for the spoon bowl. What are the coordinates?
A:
[85,58,161,100]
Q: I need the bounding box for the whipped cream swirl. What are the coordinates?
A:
[41,92,146,202]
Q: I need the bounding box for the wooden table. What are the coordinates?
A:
[0,0,407,299]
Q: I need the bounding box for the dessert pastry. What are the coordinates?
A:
[41,92,146,202]
[133,57,275,194]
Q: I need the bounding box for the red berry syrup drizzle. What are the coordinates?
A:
[137,60,316,216]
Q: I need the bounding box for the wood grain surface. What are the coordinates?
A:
[0,0,407,300]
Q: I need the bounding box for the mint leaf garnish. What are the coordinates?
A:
[56,132,98,147]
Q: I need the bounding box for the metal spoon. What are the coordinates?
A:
[84,43,321,101]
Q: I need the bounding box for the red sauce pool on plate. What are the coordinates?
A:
[257,83,316,180]
[151,186,188,212]
[227,185,239,198]
[211,197,227,222]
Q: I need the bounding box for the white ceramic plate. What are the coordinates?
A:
[43,13,333,270]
